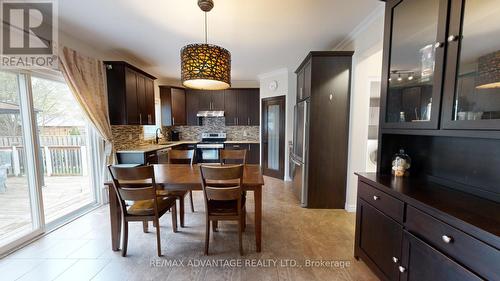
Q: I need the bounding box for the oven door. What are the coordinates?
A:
[196,147,221,163]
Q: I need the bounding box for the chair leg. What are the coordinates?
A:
[179,196,185,228]
[189,190,195,212]
[238,216,243,256]
[242,207,246,232]
[171,203,178,233]
[212,220,218,232]
[142,220,148,233]
[155,218,162,257]
[122,220,129,257]
[205,218,210,255]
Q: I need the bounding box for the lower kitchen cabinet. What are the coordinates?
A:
[224,143,260,164]
[116,150,158,165]
[355,199,402,281]
[400,231,481,281]
[355,175,500,281]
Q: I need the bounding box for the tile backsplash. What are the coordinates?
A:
[165,117,259,141]
[112,117,259,150]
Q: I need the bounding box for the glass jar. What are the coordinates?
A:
[392,149,411,177]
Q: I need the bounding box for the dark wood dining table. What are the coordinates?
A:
[105,164,265,252]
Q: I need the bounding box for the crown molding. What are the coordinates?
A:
[333,4,385,51]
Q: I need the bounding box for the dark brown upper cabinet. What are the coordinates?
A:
[193,90,224,111]
[296,60,311,102]
[105,61,156,125]
[224,88,260,126]
[441,0,500,130]
[380,0,448,130]
[186,90,200,125]
[160,86,186,126]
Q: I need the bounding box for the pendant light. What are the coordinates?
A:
[181,0,231,90]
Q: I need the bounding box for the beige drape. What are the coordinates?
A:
[58,46,114,164]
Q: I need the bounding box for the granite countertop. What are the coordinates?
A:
[116,141,198,153]
[117,140,260,153]
[224,140,260,144]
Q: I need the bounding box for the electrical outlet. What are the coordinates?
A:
[129,134,133,140]
[243,130,248,137]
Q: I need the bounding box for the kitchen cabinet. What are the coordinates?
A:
[160,86,186,126]
[381,0,447,129]
[224,89,260,126]
[224,90,238,125]
[186,90,200,125]
[355,199,403,281]
[297,60,311,103]
[355,175,500,281]
[116,150,158,165]
[441,0,500,130]
[400,232,481,281]
[381,0,500,131]
[105,61,156,125]
[224,143,260,164]
[294,52,352,208]
[190,90,224,111]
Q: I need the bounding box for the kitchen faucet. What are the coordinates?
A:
[155,128,162,144]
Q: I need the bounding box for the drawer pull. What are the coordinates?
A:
[373,195,380,201]
[442,235,453,244]
[392,257,399,263]
[398,266,406,273]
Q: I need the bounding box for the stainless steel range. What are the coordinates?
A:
[196,132,226,163]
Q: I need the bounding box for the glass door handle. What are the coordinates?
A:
[447,35,459,42]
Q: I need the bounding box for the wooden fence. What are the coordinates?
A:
[0,136,88,177]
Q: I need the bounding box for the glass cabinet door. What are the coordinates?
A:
[381,0,448,129]
[442,0,500,130]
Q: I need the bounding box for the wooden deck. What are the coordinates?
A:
[0,176,94,242]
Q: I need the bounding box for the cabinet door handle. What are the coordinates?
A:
[172,116,175,125]
[447,35,459,42]
[248,117,250,125]
[392,257,398,263]
[248,144,251,150]
[234,117,237,125]
[398,266,406,273]
[373,195,379,201]
[441,235,453,244]
[139,114,142,124]
[434,42,444,48]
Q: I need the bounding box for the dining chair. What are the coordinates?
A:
[219,149,247,165]
[156,149,195,227]
[200,164,246,255]
[108,165,177,257]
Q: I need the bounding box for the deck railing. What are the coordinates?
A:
[0,136,88,177]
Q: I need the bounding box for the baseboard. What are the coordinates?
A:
[345,203,357,212]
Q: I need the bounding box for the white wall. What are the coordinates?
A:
[334,5,385,211]
[258,68,296,181]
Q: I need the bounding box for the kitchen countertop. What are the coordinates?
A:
[116,141,198,153]
[117,140,260,153]
[224,140,260,144]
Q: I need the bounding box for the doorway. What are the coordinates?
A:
[261,96,285,179]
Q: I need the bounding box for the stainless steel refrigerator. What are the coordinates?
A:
[290,98,310,207]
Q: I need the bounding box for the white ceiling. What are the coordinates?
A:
[58,0,382,81]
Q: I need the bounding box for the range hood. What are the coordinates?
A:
[196,111,225,117]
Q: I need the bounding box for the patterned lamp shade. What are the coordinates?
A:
[181,43,231,90]
[476,50,500,89]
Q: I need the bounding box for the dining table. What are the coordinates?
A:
[105,164,265,252]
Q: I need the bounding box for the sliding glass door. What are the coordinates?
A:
[0,71,43,251]
[0,70,99,253]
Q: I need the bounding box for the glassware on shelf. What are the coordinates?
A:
[392,149,411,177]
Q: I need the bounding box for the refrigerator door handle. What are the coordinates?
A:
[290,154,302,166]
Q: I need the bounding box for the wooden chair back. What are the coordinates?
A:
[219,149,247,165]
[107,165,158,214]
[200,165,244,201]
[168,149,195,165]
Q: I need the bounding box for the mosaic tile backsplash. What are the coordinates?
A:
[112,117,259,150]
[166,117,259,141]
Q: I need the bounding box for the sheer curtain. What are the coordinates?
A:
[58,46,114,202]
